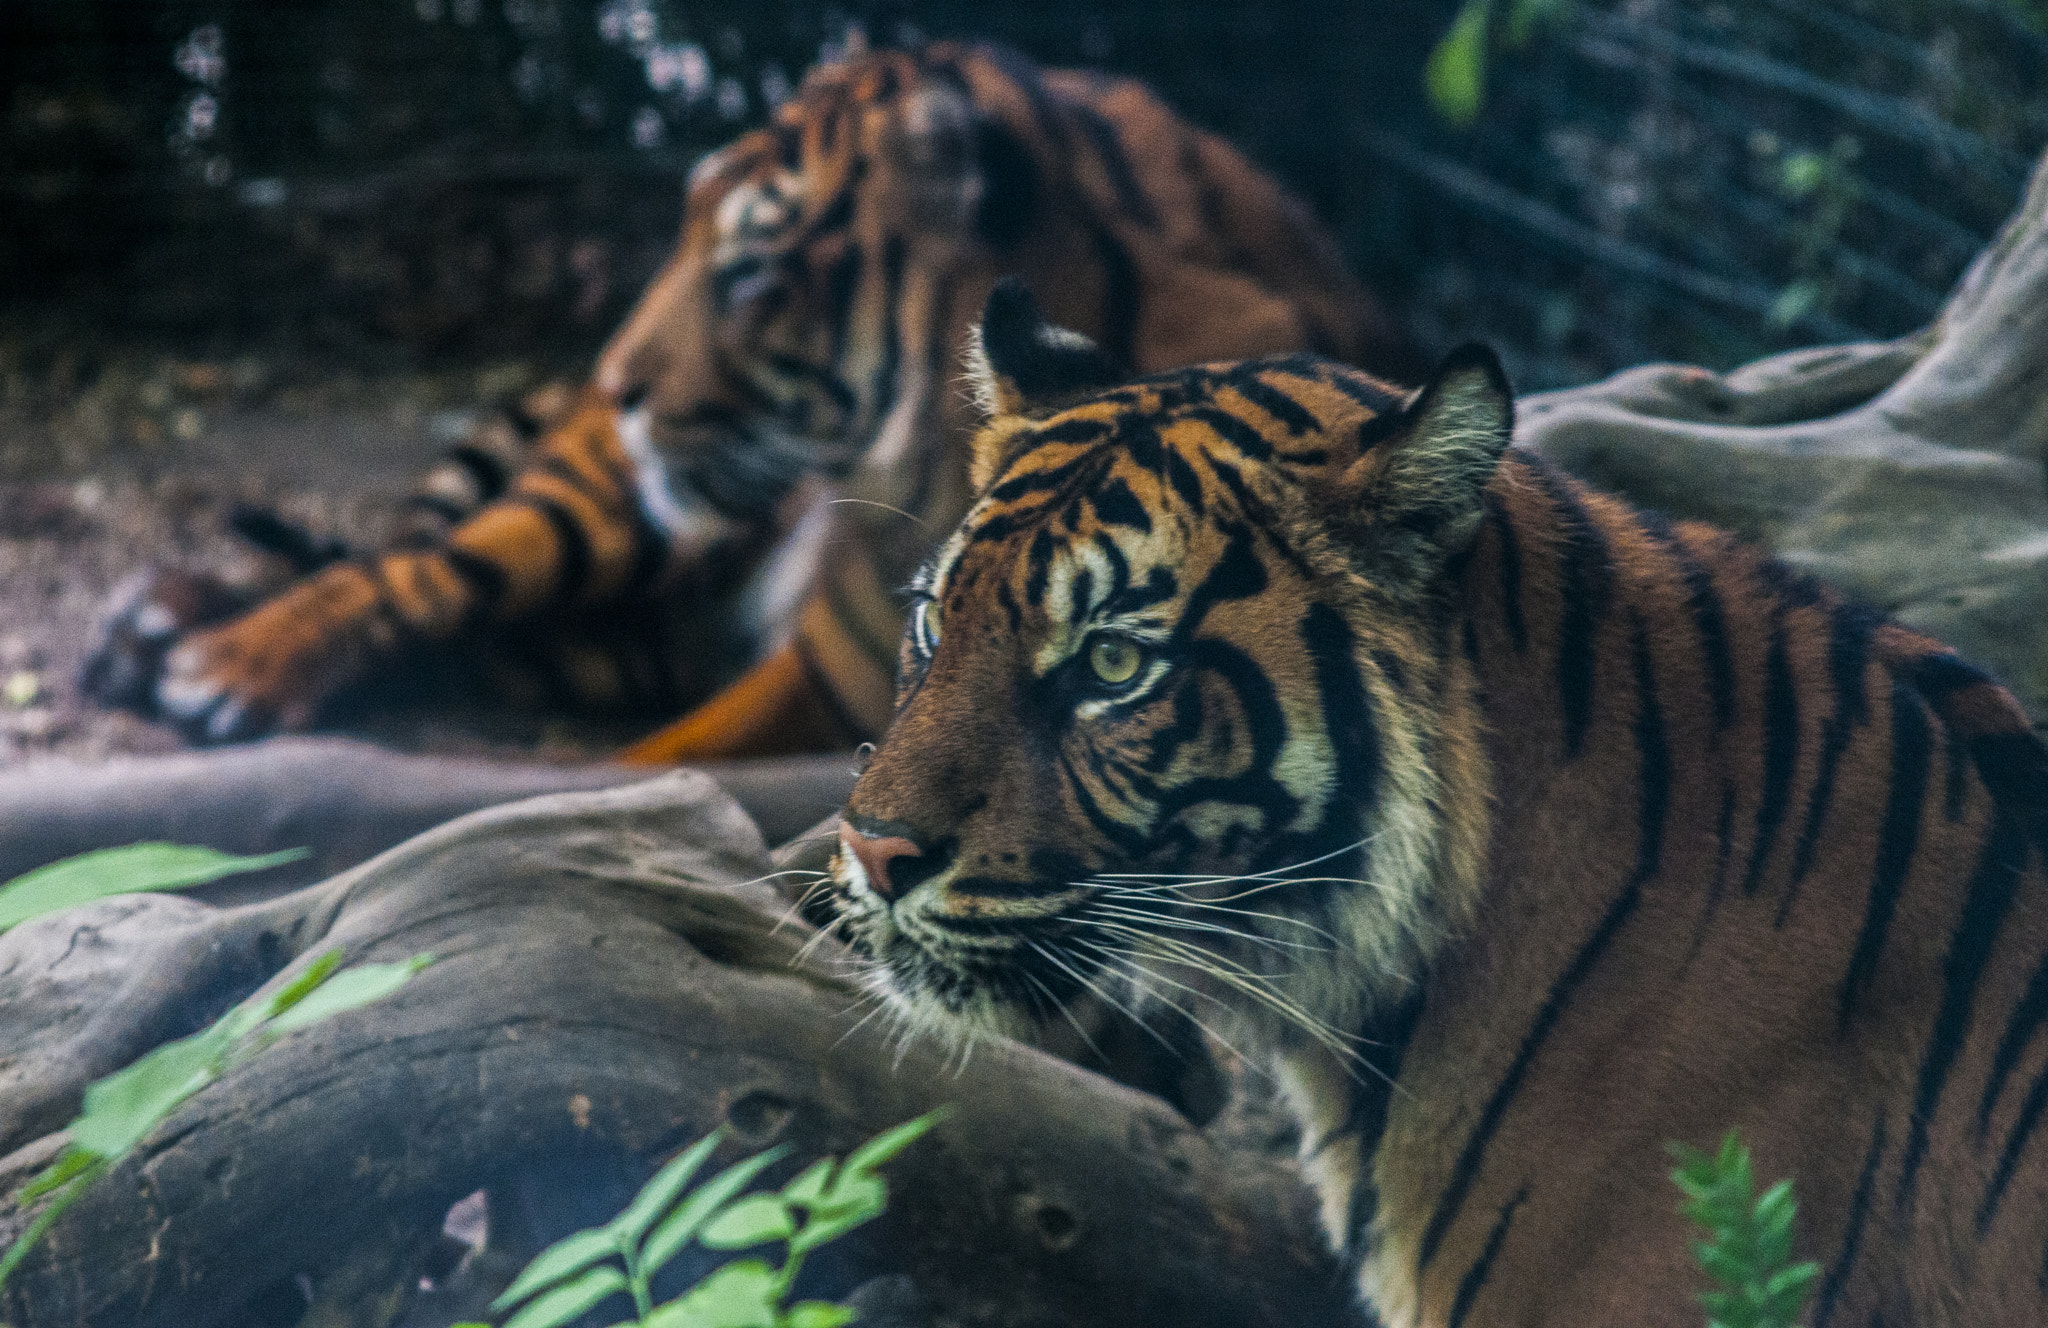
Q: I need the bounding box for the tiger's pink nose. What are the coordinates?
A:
[839,823,924,900]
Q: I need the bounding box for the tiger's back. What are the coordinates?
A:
[831,285,2048,1327]
[86,41,1406,752]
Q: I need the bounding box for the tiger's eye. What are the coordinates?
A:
[912,599,941,654]
[1088,636,1143,686]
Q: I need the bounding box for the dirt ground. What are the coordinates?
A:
[0,340,654,769]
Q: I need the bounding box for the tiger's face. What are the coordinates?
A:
[830,281,1505,1054]
[594,49,1023,521]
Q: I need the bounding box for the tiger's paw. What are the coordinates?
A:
[81,567,260,714]
[84,564,384,743]
[149,577,390,742]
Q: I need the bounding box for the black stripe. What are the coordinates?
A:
[825,245,863,364]
[1314,364,1404,415]
[511,495,592,606]
[1333,989,1427,1277]
[1686,782,1739,968]
[446,443,512,499]
[1782,604,1882,925]
[1089,477,1152,533]
[402,493,469,527]
[1226,370,1320,435]
[1895,812,2029,1218]
[1945,728,1971,822]
[867,235,905,430]
[1069,102,1159,228]
[1484,496,1527,652]
[976,42,1066,143]
[622,507,669,601]
[1978,948,2048,1142]
[1812,1110,1885,1328]
[1636,511,1737,733]
[1978,1050,2048,1234]
[1628,619,1672,884]
[1024,528,1056,607]
[1526,458,1612,759]
[441,546,509,622]
[1740,621,1799,896]
[1164,448,1204,512]
[536,453,615,508]
[1303,603,1381,813]
[1084,220,1140,370]
[1447,1185,1529,1328]
[1901,649,1998,704]
[1419,617,1665,1273]
[1838,681,1932,1028]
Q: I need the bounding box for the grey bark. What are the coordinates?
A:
[0,774,1358,1328]
[0,741,857,893]
[1519,147,2048,719]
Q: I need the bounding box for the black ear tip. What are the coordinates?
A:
[982,275,1040,335]
[1433,342,1513,398]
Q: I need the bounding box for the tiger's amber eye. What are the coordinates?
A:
[1088,636,1143,686]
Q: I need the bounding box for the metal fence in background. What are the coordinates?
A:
[3,0,2044,388]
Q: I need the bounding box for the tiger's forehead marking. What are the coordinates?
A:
[931,360,1387,677]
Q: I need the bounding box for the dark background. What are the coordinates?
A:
[6,0,2045,394]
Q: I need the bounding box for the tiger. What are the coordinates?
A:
[828,278,2048,1327]
[83,41,1407,756]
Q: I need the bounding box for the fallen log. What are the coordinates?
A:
[0,774,1353,1328]
[0,740,857,893]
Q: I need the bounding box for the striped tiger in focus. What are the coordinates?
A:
[830,280,2048,1326]
[83,41,1405,754]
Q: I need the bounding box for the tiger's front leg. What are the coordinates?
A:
[148,393,731,742]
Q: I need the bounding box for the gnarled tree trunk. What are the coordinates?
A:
[0,774,1357,1328]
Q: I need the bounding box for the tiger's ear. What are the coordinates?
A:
[964,277,1125,421]
[1326,343,1515,593]
[963,277,1128,491]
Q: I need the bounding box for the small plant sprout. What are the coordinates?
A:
[469,1108,949,1328]
[1669,1130,1820,1328]
[0,947,434,1291]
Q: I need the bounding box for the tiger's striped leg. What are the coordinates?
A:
[616,640,858,762]
[617,528,906,761]
[152,392,719,741]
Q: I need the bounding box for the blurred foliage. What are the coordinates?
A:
[1,0,2044,390]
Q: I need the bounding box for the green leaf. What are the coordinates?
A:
[700,1194,795,1250]
[264,948,348,1018]
[609,1130,724,1247]
[266,952,434,1035]
[779,1158,835,1208]
[17,1145,98,1203]
[1425,0,1491,126]
[784,1301,858,1328]
[0,1159,105,1293]
[501,1263,631,1328]
[1768,279,1823,328]
[641,1260,779,1328]
[1504,0,1562,47]
[69,1022,234,1158]
[0,844,307,931]
[788,1173,884,1254]
[841,1109,947,1179]
[489,1228,623,1314]
[639,1146,790,1279]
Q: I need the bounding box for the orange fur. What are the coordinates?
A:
[830,318,2048,1326]
[95,43,1407,751]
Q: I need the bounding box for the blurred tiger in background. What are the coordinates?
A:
[84,40,1409,756]
[830,281,2048,1326]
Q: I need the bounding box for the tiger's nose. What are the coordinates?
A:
[839,822,925,901]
